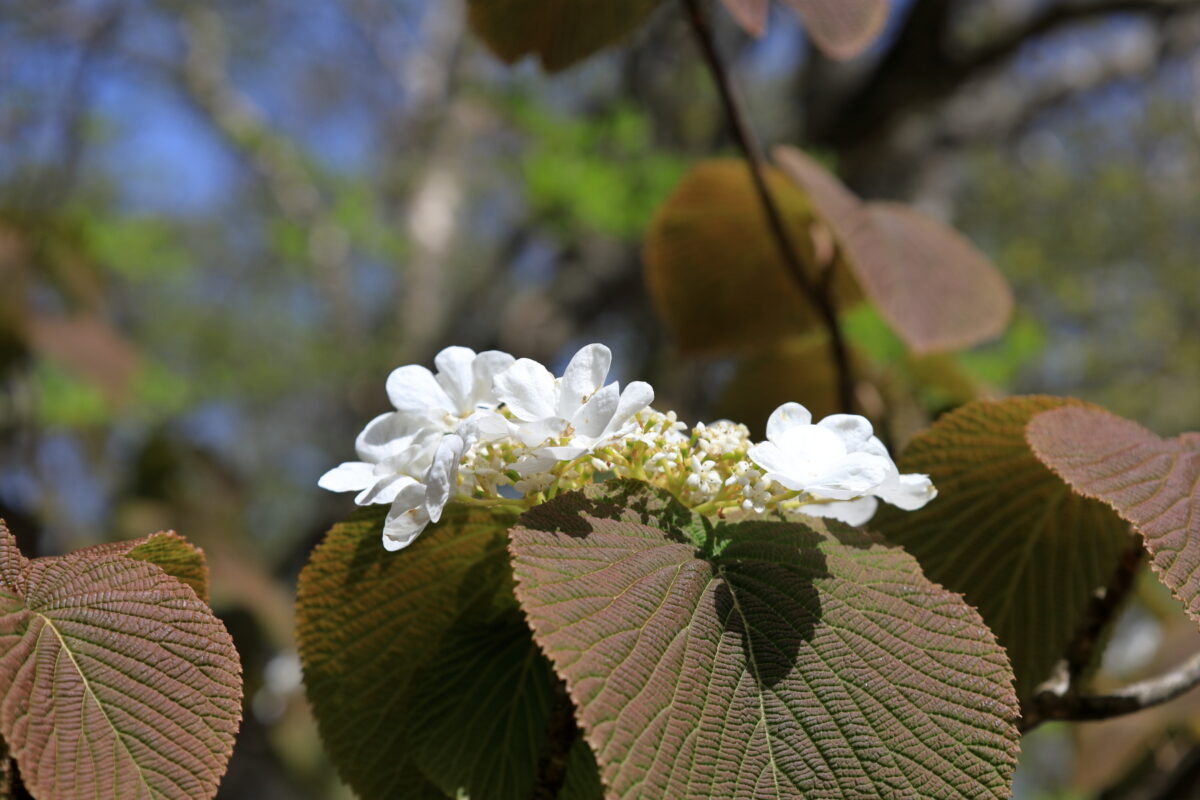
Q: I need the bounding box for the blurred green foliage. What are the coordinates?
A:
[516,102,686,238]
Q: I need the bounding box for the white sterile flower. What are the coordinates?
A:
[387,346,515,429]
[494,343,654,468]
[748,402,936,524]
[380,433,465,551]
[318,419,441,506]
[318,430,465,551]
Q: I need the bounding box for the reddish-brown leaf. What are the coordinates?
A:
[1028,407,1200,626]
[873,397,1135,704]
[0,523,241,800]
[511,481,1020,799]
[72,531,210,604]
[782,0,889,59]
[720,0,769,36]
[775,146,1013,354]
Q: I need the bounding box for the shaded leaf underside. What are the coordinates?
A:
[0,525,241,800]
[1028,406,1200,626]
[511,482,1020,799]
[874,397,1135,704]
[298,504,597,799]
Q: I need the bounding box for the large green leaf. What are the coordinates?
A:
[1027,406,1200,627]
[511,480,1020,798]
[466,0,662,72]
[0,522,242,800]
[297,503,585,799]
[407,605,554,797]
[874,397,1136,704]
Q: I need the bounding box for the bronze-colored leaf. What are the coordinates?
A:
[0,523,241,800]
[511,480,1020,798]
[465,0,663,72]
[775,146,1013,354]
[644,159,860,354]
[1028,407,1200,627]
[74,531,210,604]
[782,0,889,59]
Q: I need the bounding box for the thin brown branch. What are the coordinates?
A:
[1065,538,1146,684]
[681,0,856,412]
[1022,649,1200,730]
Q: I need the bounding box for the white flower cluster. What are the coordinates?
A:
[320,343,937,550]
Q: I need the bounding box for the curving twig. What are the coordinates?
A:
[1021,649,1200,730]
[680,0,856,413]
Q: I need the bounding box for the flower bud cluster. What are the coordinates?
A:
[320,344,937,551]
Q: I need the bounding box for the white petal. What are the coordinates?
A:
[775,424,847,467]
[355,412,425,462]
[604,381,655,437]
[861,436,890,458]
[558,344,611,418]
[356,473,419,505]
[433,346,477,413]
[747,442,807,491]
[876,471,938,511]
[471,409,515,442]
[424,435,464,523]
[817,414,875,453]
[469,350,516,408]
[540,445,589,462]
[383,482,432,551]
[797,496,879,526]
[318,462,376,493]
[495,359,558,421]
[571,382,619,439]
[515,417,567,448]
[765,403,814,443]
[805,452,892,500]
[386,364,454,418]
[512,451,559,476]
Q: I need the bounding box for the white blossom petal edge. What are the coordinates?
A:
[748,402,936,522]
[494,343,654,469]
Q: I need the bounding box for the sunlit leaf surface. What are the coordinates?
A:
[0,524,241,800]
[512,480,1020,799]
